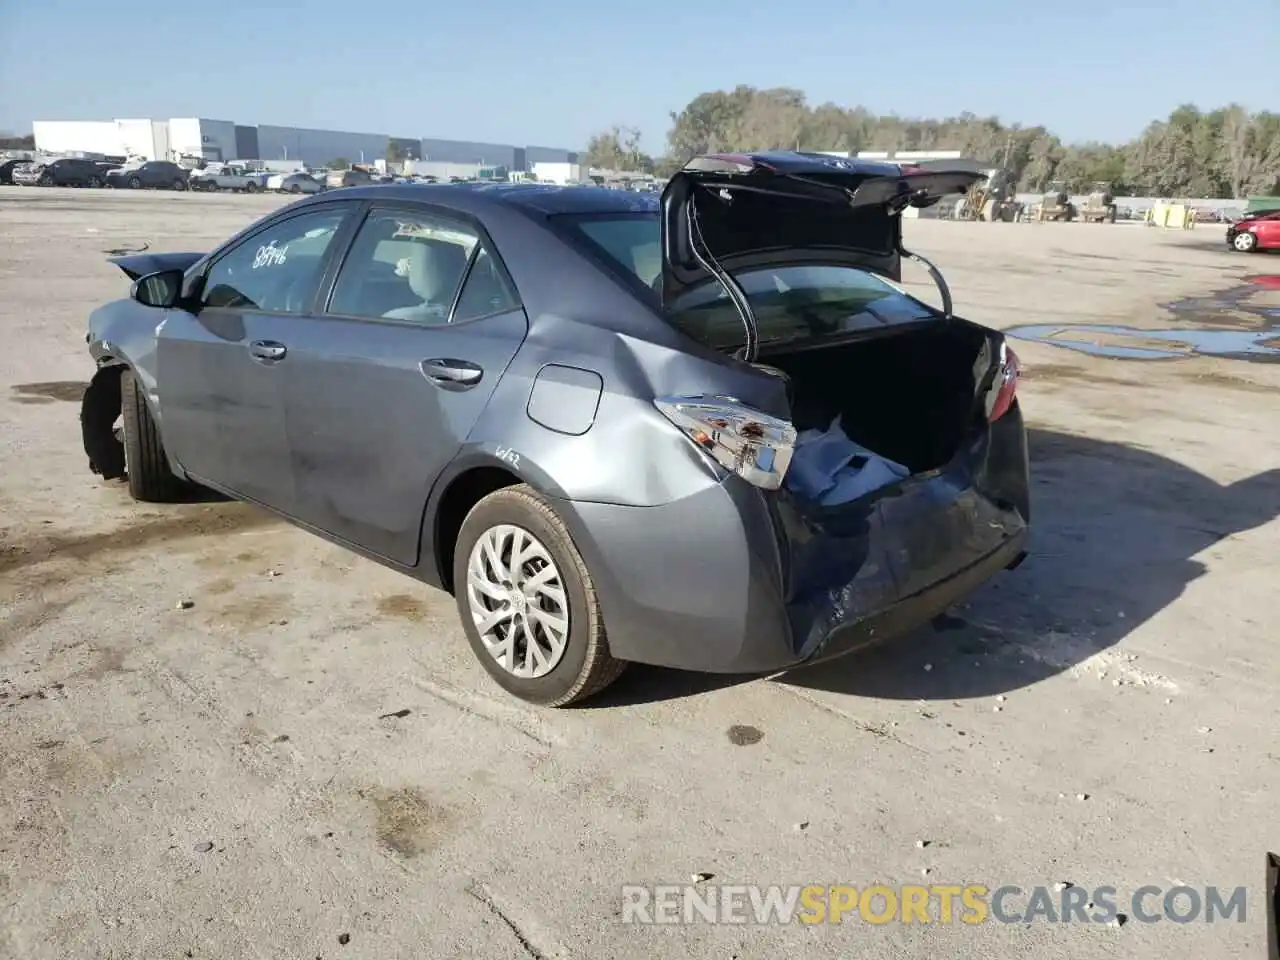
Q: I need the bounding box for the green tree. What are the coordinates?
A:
[582,126,653,173]
[648,88,1280,198]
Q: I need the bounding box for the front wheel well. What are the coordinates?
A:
[433,466,523,594]
[81,363,126,479]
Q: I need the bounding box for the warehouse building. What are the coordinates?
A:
[254,125,391,166]
[31,117,575,171]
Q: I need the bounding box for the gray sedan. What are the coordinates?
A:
[79,153,1031,706]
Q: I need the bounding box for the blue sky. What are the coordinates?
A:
[1,0,1271,153]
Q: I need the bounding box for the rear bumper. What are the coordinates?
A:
[556,409,1030,674]
[800,528,1026,667]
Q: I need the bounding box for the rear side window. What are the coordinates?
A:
[574,217,662,288]
[327,208,509,325]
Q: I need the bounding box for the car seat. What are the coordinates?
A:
[382,238,469,322]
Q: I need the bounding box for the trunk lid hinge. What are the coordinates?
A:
[687,187,760,362]
[897,238,953,321]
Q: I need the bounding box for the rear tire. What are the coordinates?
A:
[120,369,184,502]
[452,485,627,706]
[128,176,142,189]
[245,181,259,193]
[172,178,186,191]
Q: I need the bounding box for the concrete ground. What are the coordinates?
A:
[1,187,1277,960]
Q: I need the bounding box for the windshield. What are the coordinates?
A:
[559,214,933,350]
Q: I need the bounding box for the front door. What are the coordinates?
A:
[156,203,357,511]
[280,202,528,565]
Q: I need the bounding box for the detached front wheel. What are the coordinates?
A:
[453,485,626,706]
[120,369,185,502]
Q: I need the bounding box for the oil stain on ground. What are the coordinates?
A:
[206,594,285,632]
[367,786,454,858]
[1006,275,1280,362]
[375,594,427,620]
[727,725,764,746]
[76,647,131,681]
[10,381,89,404]
[0,504,281,576]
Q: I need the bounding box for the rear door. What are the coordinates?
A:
[156,202,361,511]
[278,201,528,565]
[1256,213,1280,249]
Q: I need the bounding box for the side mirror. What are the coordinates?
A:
[130,268,185,309]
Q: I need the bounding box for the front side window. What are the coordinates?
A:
[327,208,513,325]
[558,213,930,350]
[201,208,349,313]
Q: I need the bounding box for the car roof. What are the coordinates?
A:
[317,181,660,217]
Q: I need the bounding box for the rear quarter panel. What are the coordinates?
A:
[457,203,790,508]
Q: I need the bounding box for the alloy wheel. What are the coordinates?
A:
[465,523,570,679]
[1234,232,1256,252]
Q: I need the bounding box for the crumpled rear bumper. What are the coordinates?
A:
[555,410,1030,674]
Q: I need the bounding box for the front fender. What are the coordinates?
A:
[87,299,165,424]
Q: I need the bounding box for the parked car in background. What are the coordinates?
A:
[1227,209,1280,252]
[267,171,324,194]
[190,162,272,193]
[77,154,1030,708]
[104,161,190,191]
[0,157,29,184]
[325,168,375,189]
[12,158,109,188]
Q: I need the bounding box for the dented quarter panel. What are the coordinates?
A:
[461,309,790,508]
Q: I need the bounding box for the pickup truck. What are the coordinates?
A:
[188,163,273,192]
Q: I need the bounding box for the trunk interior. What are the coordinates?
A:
[762,320,993,475]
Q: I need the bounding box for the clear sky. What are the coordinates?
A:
[1,0,1271,153]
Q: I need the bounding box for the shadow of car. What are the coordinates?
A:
[590,427,1280,706]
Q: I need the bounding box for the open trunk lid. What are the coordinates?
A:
[659,152,982,307]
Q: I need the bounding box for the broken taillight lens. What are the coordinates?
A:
[655,396,796,490]
[986,342,1020,423]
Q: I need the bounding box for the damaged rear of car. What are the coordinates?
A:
[556,152,1030,669]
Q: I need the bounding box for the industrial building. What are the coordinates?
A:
[30,117,577,171]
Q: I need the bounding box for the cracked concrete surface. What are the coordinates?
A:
[1,188,1277,959]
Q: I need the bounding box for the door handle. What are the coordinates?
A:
[249,340,287,362]
[420,358,483,390]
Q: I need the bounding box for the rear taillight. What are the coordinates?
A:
[655,396,796,490]
[986,342,1020,423]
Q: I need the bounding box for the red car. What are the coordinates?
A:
[1227,209,1280,252]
